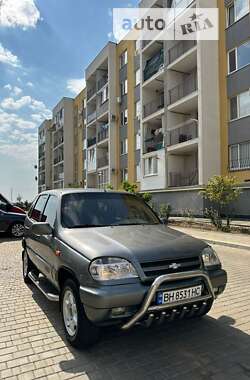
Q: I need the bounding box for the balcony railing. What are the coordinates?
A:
[168,71,197,105]
[97,156,109,168]
[98,124,109,142]
[97,100,109,118]
[87,111,96,124]
[144,48,164,82]
[167,120,198,146]
[54,135,64,148]
[97,77,108,91]
[87,137,96,148]
[168,40,197,65]
[144,130,164,153]
[54,172,64,181]
[87,87,96,100]
[229,159,250,171]
[169,169,198,188]
[54,155,64,164]
[143,94,164,119]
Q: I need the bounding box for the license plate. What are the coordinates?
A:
[156,285,202,305]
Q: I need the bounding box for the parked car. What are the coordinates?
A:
[0,208,26,237]
[0,194,26,215]
[22,189,227,349]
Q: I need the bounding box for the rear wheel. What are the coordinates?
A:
[61,279,100,349]
[10,223,24,238]
[22,250,31,284]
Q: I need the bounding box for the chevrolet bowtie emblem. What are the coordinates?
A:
[169,263,181,270]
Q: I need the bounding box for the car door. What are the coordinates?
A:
[25,194,49,275]
[38,195,58,284]
[0,209,9,232]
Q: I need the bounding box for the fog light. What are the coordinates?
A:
[111,307,126,317]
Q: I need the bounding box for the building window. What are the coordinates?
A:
[135,101,141,118]
[136,164,141,181]
[121,168,128,182]
[136,133,141,150]
[121,138,128,155]
[100,85,108,104]
[135,69,140,86]
[229,142,250,170]
[227,0,249,27]
[228,40,250,74]
[121,109,128,125]
[120,79,128,96]
[230,90,250,120]
[144,156,158,176]
[120,50,128,68]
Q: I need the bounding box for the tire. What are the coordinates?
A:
[10,222,24,238]
[22,250,32,284]
[61,279,100,349]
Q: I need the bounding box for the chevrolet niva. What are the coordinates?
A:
[22,189,227,348]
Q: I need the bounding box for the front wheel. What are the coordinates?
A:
[10,223,24,238]
[61,279,100,349]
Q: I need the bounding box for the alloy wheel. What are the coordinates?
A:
[11,223,24,238]
[63,289,78,337]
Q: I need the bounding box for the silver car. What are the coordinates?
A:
[22,189,227,348]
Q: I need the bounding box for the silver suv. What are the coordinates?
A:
[22,189,227,349]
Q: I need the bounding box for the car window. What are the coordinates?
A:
[61,193,160,228]
[41,196,58,226]
[28,197,38,218]
[30,195,48,222]
[0,199,8,212]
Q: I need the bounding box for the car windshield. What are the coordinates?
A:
[61,192,160,228]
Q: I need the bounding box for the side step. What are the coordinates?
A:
[28,272,59,302]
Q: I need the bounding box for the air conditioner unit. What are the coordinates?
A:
[117,97,121,104]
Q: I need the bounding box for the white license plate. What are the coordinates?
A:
[157,285,202,305]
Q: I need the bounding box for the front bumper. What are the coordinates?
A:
[80,269,227,326]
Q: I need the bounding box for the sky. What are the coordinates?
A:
[0,0,137,202]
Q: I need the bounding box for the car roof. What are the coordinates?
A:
[39,188,129,197]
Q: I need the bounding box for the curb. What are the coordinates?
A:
[200,239,250,251]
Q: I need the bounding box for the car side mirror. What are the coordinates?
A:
[30,222,53,236]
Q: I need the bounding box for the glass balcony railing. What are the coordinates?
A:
[168,71,197,105]
[143,94,164,118]
[144,48,164,82]
[87,111,96,124]
[54,155,64,164]
[168,40,197,65]
[97,156,109,168]
[169,169,198,187]
[97,77,108,91]
[87,137,97,148]
[167,120,198,146]
[144,135,164,154]
[97,124,109,142]
[87,87,96,100]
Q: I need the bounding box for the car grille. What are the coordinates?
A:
[140,256,201,280]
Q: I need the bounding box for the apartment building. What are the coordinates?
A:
[38,120,52,193]
[219,0,250,184]
[73,89,87,187]
[51,98,75,189]
[138,0,221,214]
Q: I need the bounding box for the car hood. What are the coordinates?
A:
[59,225,208,262]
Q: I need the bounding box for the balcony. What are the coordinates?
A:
[169,169,198,188]
[97,100,109,119]
[54,155,64,165]
[87,87,96,100]
[97,124,109,142]
[54,172,64,182]
[229,158,250,171]
[97,77,108,91]
[143,94,164,119]
[169,72,197,105]
[97,156,109,168]
[144,128,164,154]
[87,111,96,124]
[87,136,96,148]
[168,40,197,70]
[143,49,164,82]
[54,135,64,148]
[167,120,198,147]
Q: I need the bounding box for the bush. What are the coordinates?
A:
[201,176,241,231]
[159,203,172,222]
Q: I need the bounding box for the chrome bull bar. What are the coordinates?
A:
[121,270,215,330]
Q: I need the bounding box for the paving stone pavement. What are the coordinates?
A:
[1,237,250,380]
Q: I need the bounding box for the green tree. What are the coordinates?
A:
[200,176,241,231]
[121,181,152,204]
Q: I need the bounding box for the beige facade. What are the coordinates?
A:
[38,120,52,193]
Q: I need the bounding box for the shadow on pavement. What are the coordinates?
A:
[0,232,22,243]
[31,285,250,380]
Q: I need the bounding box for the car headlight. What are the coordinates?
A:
[202,247,221,268]
[89,257,138,281]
